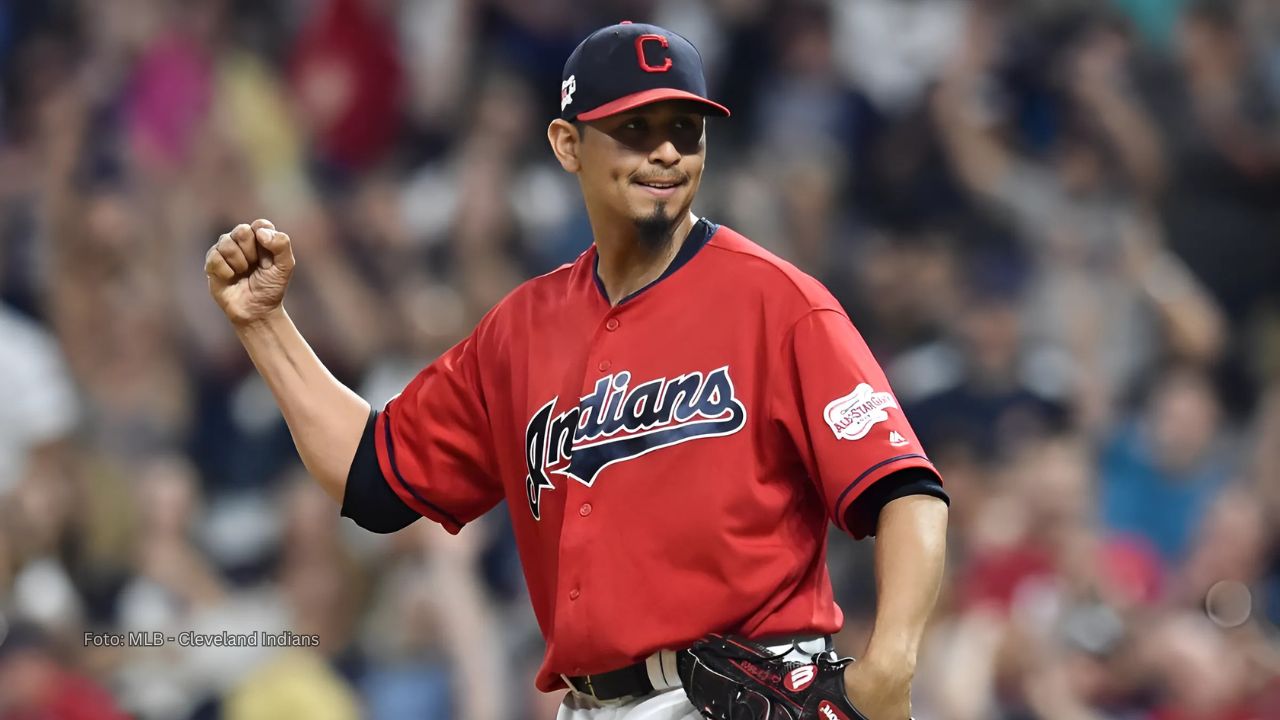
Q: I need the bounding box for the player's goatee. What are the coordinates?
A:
[634,203,678,253]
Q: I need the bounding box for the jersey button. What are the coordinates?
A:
[605,318,620,331]
[569,588,581,601]
[579,502,592,517]
[598,360,611,372]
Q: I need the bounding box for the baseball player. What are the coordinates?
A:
[204,21,948,720]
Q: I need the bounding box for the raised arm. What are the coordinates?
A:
[930,4,1015,200]
[1068,29,1166,198]
[204,219,369,501]
[1120,211,1226,364]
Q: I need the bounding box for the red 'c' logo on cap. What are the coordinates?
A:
[635,34,673,73]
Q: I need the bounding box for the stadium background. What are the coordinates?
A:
[1,0,1279,718]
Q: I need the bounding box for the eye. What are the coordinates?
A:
[672,117,702,140]
[676,116,702,132]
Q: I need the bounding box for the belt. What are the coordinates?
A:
[562,633,832,702]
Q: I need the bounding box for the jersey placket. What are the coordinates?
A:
[551,306,627,674]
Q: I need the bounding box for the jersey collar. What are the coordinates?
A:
[592,217,719,306]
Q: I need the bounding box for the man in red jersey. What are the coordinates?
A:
[204,21,947,720]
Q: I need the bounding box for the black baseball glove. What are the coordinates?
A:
[677,634,870,720]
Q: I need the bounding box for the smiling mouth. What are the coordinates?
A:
[633,178,686,191]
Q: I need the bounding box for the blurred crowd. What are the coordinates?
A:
[0,0,1278,718]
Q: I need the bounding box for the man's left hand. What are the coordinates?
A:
[842,657,913,720]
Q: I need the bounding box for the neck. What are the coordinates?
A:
[592,209,697,306]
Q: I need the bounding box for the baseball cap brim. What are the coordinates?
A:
[576,88,730,121]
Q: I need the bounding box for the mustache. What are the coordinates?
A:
[631,173,689,184]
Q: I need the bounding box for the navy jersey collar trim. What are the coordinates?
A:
[592,217,719,306]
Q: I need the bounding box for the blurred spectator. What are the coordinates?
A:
[831,0,964,115]
[1148,0,1280,406]
[904,272,1070,459]
[124,1,218,175]
[1175,485,1274,612]
[749,2,857,157]
[358,520,508,720]
[932,4,1226,430]
[110,455,227,718]
[290,0,405,174]
[0,622,130,720]
[223,646,361,720]
[1099,364,1235,565]
[1141,611,1280,720]
[0,302,77,496]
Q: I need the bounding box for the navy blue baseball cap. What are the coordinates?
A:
[559,21,730,122]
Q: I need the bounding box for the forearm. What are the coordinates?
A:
[862,494,949,672]
[431,538,509,720]
[1089,91,1165,194]
[305,253,385,371]
[1123,215,1226,362]
[931,3,1011,199]
[932,81,1012,199]
[234,307,370,502]
[1143,252,1226,362]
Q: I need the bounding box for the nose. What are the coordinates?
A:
[648,139,680,167]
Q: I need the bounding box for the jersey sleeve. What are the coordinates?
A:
[773,309,941,538]
[373,330,503,534]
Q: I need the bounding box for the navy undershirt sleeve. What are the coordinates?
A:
[340,409,421,533]
[843,467,949,539]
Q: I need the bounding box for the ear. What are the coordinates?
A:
[547,119,582,173]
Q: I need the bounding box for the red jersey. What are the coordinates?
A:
[373,219,940,690]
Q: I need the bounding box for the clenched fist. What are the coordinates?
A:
[205,219,295,325]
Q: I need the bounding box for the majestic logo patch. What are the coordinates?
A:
[784,664,816,692]
[560,75,576,111]
[823,383,897,441]
[523,367,746,520]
